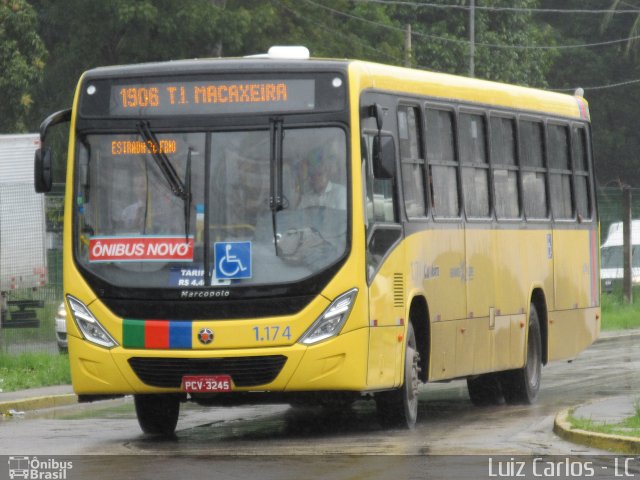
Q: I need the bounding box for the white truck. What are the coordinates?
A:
[0,133,48,328]
[600,220,640,293]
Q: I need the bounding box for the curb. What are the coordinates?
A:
[554,408,640,454]
[0,394,77,415]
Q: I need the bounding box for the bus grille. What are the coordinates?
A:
[128,355,287,388]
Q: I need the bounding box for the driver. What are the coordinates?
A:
[298,145,346,210]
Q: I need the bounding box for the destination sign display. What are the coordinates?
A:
[107,79,316,116]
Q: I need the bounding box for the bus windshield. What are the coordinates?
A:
[74,127,348,289]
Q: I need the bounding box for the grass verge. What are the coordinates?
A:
[0,352,71,393]
[601,285,640,330]
[568,404,640,438]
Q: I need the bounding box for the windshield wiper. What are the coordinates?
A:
[269,118,284,255]
[137,121,192,240]
[184,148,193,241]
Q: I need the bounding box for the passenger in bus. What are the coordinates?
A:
[118,173,148,232]
[298,145,346,210]
[117,165,183,235]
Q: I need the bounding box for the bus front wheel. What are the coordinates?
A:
[501,303,542,404]
[134,394,181,436]
[375,322,420,429]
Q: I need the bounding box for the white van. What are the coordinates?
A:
[600,220,640,292]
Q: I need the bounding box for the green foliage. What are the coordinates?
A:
[23,0,562,131]
[542,0,640,187]
[393,0,557,86]
[30,0,253,123]
[0,352,70,392]
[10,0,639,194]
[0,0,47,132]
[601,285,640,330]
[569,404,640,438]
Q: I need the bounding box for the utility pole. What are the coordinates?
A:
[404,24,412,67]
[469,0,475,77]
[623,186,633,303]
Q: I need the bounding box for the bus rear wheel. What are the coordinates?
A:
[134,394,181,436]
[375,322,420,429]
[501,303,542,404]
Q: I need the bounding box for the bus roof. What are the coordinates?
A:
[348,60,588,121]
[81,56,588,121]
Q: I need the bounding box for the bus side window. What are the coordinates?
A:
[398,105,426,219]
[548,124,573,220]
[572,125,591,221]
[426,108,459,218]
[520,119,548,219]
[372,134,398,223]
[459,112,490,218]
[490,116,520,219]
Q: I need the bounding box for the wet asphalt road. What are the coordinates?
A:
[1,334,639,479]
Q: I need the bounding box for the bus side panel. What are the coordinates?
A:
[367,244,406,389]
[553,228,599,311]
[549,227,600,360]
[463,226,494,377]
[404,228,465,381]
[548,307,600,362]
[419,227,467,325]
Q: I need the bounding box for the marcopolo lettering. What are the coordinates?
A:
[181,290,230,298]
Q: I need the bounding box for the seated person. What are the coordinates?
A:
[298,146,346,210]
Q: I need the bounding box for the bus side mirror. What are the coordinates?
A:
[373,135,396,180]
[34,148,53,193]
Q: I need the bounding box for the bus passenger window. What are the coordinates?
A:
[426,108,459,218]
[520,120,548,219]
[490,116,520,219]
[572,126,591,220]
[398,105,426,219]
[548,124,573,219]
[459,113,489,218]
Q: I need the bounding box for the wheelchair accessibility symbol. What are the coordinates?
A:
[215,242,252,279]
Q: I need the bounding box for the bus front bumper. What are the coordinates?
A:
[68,327,370,396]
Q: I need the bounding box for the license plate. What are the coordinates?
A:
[181,375,233,392]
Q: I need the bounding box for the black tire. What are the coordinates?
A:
[501,303,542,404]
[375,323,420,429]
[134,394,181,436]
[467,373,504,406]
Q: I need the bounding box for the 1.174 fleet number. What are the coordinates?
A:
[252,325,291,342]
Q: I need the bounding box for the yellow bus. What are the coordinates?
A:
[35,47,599,435]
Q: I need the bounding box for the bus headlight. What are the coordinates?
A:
[299,288,358,345]
[66,295,118,349]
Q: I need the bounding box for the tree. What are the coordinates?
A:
[392,0,557,86]
[541,0,640,187]
[27,0,557,130]
[29,0,258,128]
[0,0,46,132]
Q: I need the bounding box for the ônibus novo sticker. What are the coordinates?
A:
[89,236,194,262]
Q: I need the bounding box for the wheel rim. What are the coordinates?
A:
[406,338,419,421]
[526,325,541,390]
